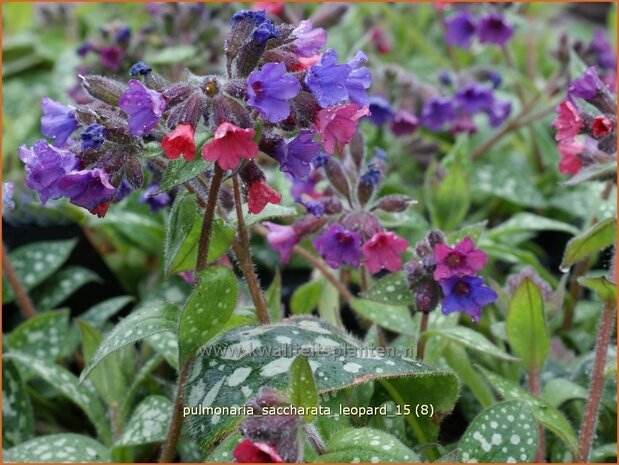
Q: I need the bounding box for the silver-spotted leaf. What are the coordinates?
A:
[31,266,101,311]
[3,433,110,462]
[423,326,518,361]
[363,271,413,307]
[2,357,34,447]
[116,396,173,446]
[350,299,416,336]
[5,310,69,361]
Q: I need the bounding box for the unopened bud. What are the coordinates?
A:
[80,75,126,106]
[324,157,350,199]
[375,194,413,212]
[125,157,144,189]
[322,196,343,214]
[167,91,204,129]
[240,160,265,186]
[213,95,252,128]
[340,211,382,241]
[357,176,374,206]
[349,132,365,170]
[414,279,441,314]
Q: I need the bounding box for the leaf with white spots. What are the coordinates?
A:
[350,299,416,336]
[363,271,413,307]
[289,356,319,423]
[80,296,134,329]
[2,356,34,447]
[145,332,179,369]
[313,427,420,463]
[31,266,101,311]
[3,433,110,462]
[5,310,69,361]
[203,432,243,462]
[178,266,238,365]
[422,326,518,361]
[80,301,179,383]
[480,368,579,455]
[541,378,588,408]
[116,396,173,446]
[4,352,111,445]
[2,239,77,304]
[458,400,537,463]
[184,316,456,448]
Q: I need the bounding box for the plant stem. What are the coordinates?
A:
[304,424,327,456]
[577,300,616,462]
[562,257,592,331]
[196,165,224,272]
[2,243,37,319]
[416,312,430,360]
[159,360,190,463]
[232,176,270,325]
[528,368,545,462]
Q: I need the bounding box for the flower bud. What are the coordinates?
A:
[324,157,350,199]
[322,196,343,214]
[166,91,204,129]
[340,211,382,241]
[213,95,252,129]
[80,75,126,106]
[292,214,328,237]
[357,176,374,207]
[125,156,144,189]
[375,194,413,212]
[162,82,195,106]
[414,278,441,314]
[291,91,320,127]
[349,132,365,170]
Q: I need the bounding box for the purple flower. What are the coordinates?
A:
[390,109,419,136]
[40,97,78,147]
[360,164,381,186]
[3,182,15,214]
[367,95,395,126]
[305,49,352,107]
[99,45,124,71]
[130,61,152,76]
[313,224,362,268]
[477,13,513,46]
[312,152,329,168]
[115,26,131,43]
[57,168,115,213]
[292,20,327,57]
[439,275,497,322]
[81,124,106,151]
[589,30,617,71]
[140,184,171,212]
[444,10,477,49]
[486,70,502,89]
[485,99,512,127]
[454,84,494,113]
[264,222,299,264]
[247,63,301,123]
[420,97,456,131]
[119,80,166,136]
[18,141,79,204]
[568,66,605,100]
[298,198,324,217]
[253,21,279,45]
[346,51,371,106]
[231,9,266,26]
[275,130,321,180]
[76,41,92,57]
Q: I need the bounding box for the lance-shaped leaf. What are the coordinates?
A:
[164,193,198,275]
[2,356,34,447]
[172,217,235,272]
[230,203,296,228]
[3,434,110,462]
[561,217,616,269]
[422,326,518,361]
[578,275,617,305]
[289,356,319,423]
[350,299,416,336]
[157,157,209,193]
[183,316,457,448]
[5,309,69,361]
[116,396,173,446]
[31,266,101,311]
[178,266,238,365]
[362,271,413,307]
[80,296,134,329]
[291,280,324,315]
[266,270,282,322]
[458,400,537,463]
[506,278,549,372]
[80,301,179,382]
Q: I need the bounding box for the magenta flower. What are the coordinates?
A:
[57,168,115,214]
[552,100,583,142]
[99,45,124,71]
[477,13,513,46]
[233,439,283,463]
[315,103,370,154]
[292,20,327,57]
[40,97,79,147]
[247,63,301,123]
[263,222,299,264]
[313,224,363,268]
[118,80,166,136]
[439,275,497,322]
[362,231,409,274]
[201,122,258,170]
[390,109,419,136]
[558,139,584,175]
[444,10,478,49]
[433,237,488,280]
[275,130,321,180]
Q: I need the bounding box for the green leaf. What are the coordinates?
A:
[541,378,588,408]
[145,45,197,64]
[314,427,420,463]
[578,275,617,304]
[457,400,537,463]
[164,193,198,275]
[480,367,579,455]
[266,270,282,322]
[563,161,617,186]
[31,266,101,311]
[116,396,173,446]
[561,218,616,269]
[178,266,238,365]
[3,434,110,462]
[184,316,455,448]
[80,301,179,382]
[2,239,77,303]
[350,299,416,336]
[5,310,69,361]
[230,203,296,228]
[425,161,470,231]
[145,332,179,369]
[2,357,34,447]
[447,221,488,244]
[362,271,413,307]
[289,356,319,423]
[487,213,579,241]
[423,326,518,361]
[172,217,235,272]
[80,296,134,329]
[506,278,549,371]
[204,432,243,462]
[4,352,111,444]
[157,158,209,194]
[443,344,494,408]
[291,280,324,315]
[77,321,126,407]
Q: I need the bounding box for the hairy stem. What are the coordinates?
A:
[577,300,616,462]
[159,361,190,462]
[562,258,592,331]
[416,312,430,360]
[2,243,37,319]
[232,176,270,325]
[528,368,545,462]
[304,424,327,456]
[196,165,224,271]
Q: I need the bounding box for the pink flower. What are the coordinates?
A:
[591,115,613,139]
[264,222,299,264]
[201,122,258,170]
[252,2,284,16]
[248,180,282,214]
[162,124,196,161]
[552,100,583,141]
[433,237,488,280]
[557,139,584,175]
[314,103,370,154]
[362,231,409,274]
[233,439,283,463]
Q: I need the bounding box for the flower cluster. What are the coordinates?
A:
[552,66,616,176]
[406,232,497,322]
[443,9,513,49]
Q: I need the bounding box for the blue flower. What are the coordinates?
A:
[444,10,477,49]
[305,49,351,107]
[485,99,512,127]
[454,84,494,113]
[568,66,605,100]
[313,224,363,268]
[346,51,371,106]
[367,95,395,126]
[477,13,513,46]
[81,124,106,151]
[252,20,279,45]
[439,275,497,322]
[275,130,321,180]
[247,62,301,123]
[420,97,456,131]
[140,183,172,212]
[130,61,152,76]
[118,80,166,136]
[40,97,79,147]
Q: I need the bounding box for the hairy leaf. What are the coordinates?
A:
[3,434,110,462]
[561,218,616,269]
[116,396,173,446]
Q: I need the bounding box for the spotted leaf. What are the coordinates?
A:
[3,434,110,462]
[363,271,413,307]
[2,356,34,447]
[289,356,319,423]
[5,310,69,361]
[31,266,101,311]
[350,299,416,336]
[422,326,518,361]
[116,396,173,446]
